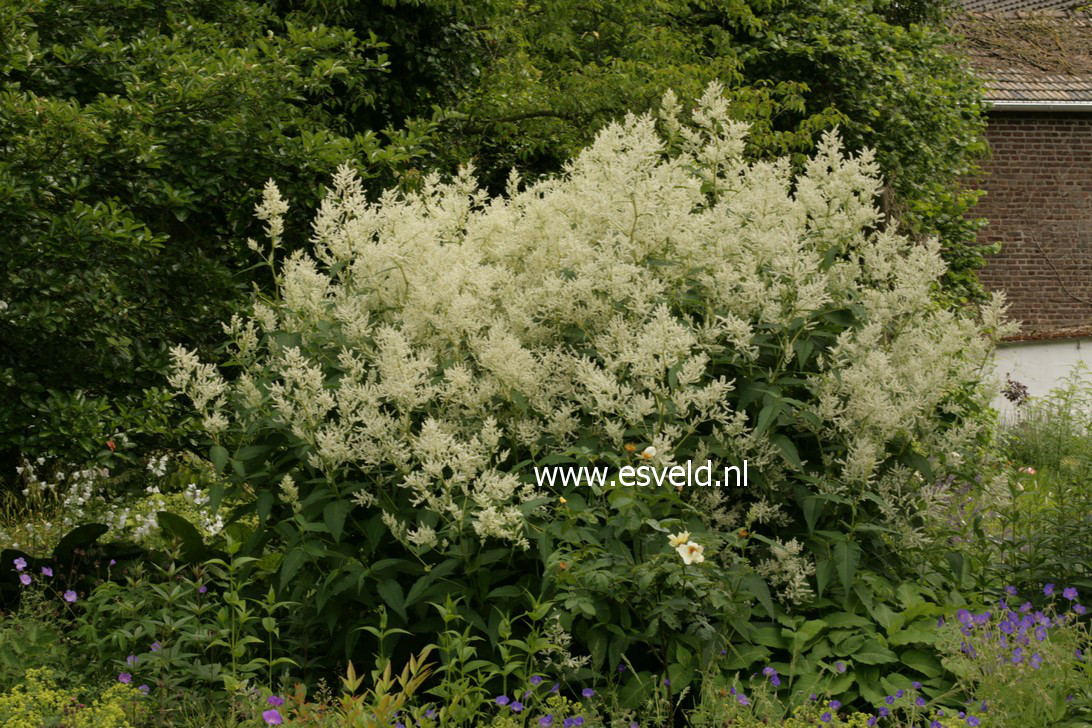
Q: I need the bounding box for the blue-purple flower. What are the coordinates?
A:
[118,673,132,684]
[13,558,26,571]
[1063,587,1079,601]
[581,688,594,698]
[262,709,283,725]
[496,695,510,706]
[1044,583,1055,596]
[267,695,284,707]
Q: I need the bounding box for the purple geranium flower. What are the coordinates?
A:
[510,701,524,713]
[262,709,283,725]
[63,590,77,603]
[821,712,832,723]
[268,695,284,707]
[1044,583,1055,596]
[118,673,132,684]
[830,700,841,710]
[13,557,26,571]
[581,688,594,698]
[139,684,150,695]
[41,566,52,577]
[835,660,846,673]
[19,574,30,586]
[540,715,553,726]
[496,695,510,706]
[1063,587,1078,601]
[530,676,543,686]
[1075,604,1087,615]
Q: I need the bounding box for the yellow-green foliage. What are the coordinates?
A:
[0,668,145,727]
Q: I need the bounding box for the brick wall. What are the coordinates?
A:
[975,111,1092,337]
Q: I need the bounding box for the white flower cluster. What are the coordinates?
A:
[171,83,1008,551]
[1,456,226,553]
[756,537,816,606]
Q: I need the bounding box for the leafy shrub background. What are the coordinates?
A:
[0,0,432,466]
[1,0,990,476]
[171,85,1005,698]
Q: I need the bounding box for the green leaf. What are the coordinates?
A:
[280,548,306,590]
[156,512,207,562]
[833,540,860,594]
[853,639,898,665]
[770,434,801,469]
[323,500,350,543]
[52,523,108,562]
[377,579,406,621]
[740,573,775,618]
[210,444,229,472]
[753,398,783,438]
[899,649,943,677]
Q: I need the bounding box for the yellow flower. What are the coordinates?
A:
[640,446,656,460]
[624,443,637,453]
[559,496,568,504]
[676,541,704,565]
[667,531,690,548]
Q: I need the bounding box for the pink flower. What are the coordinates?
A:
[63,590,77,603]
[41,566,52,577]
[19,574,31,586]
[13,557,27,571]
[262,709,283,725]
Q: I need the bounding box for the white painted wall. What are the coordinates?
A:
[993,337,1092,415]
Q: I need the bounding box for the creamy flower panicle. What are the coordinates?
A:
[171,83,1007,556]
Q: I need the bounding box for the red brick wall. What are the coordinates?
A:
[975,112,1092,336]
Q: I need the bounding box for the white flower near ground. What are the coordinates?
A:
[676,541,705,565]
[667,531,691,548]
